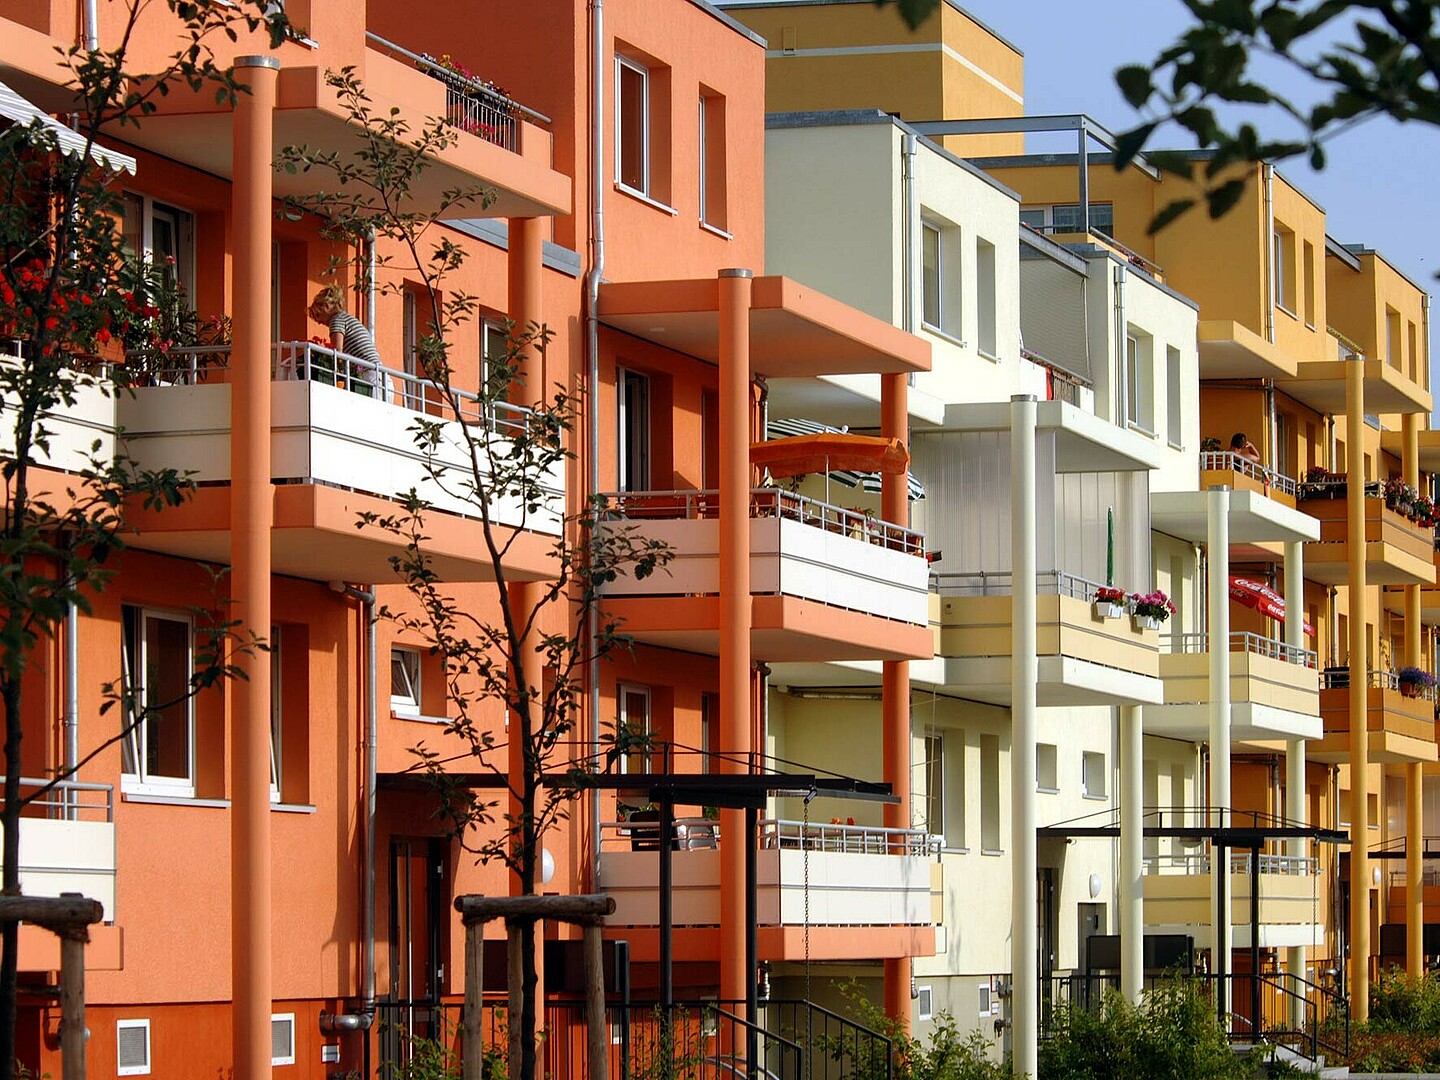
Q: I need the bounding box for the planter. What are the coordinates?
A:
[1094,601,1124,620]
[1133,614,1163,632]
[1400,682,1423,700]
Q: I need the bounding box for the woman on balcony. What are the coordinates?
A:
[308,286,382,397]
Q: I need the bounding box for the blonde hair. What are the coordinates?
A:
[308,285,345,323]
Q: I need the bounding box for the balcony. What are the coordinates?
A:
[1297,486,1436,586]
[1197,320,1298,380]
[118,342,562,583]
[1312,669,1438,763]
[1384,548,1440,625]
[1143,852,1323,949]
[598,818,938,962]
[0,353,116,476]
[1278,357,1432,416]
[1145,632,1320,748]
[0,779,122,972]
[1199,451,1297,510]
[595,489,932,663]
[931,570,1163,706]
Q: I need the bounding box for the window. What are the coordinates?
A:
[1276,412,1294,479]
[271,1014,296,1067]
[617,683,652,774]
[1036,742,1058,793]
[391,647,422,717]
[699,92,727,232]
[976,238,997,359]
[700,692,719,773]
[920,215,961,341]
[1049,202,1114,238]
[616,56,650,195]
[617,368,651,492]
[270,626,282,803]
[117,1019,151,1076]
[1082,750,1108,799]
[916,985,933,1022]
[402,287,428,410]
[1166,345,1183,448]
[976,983,992,1017]
[1302,240,1316,325]
[1018,208,1046,231]
[121,607,195,797]
[921,221,942,331]
[1124,330,1153,433]
[1386,307,1402,367]
[121,192,195,299]
[1408,320,1420,381]
[1273,225,1297,313]
[980,734,1000,852]
[481,318,509,401]
[918,730,944,835]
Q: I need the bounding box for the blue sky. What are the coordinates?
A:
[958,0,1439,296]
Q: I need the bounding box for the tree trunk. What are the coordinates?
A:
[1,677,25,1080]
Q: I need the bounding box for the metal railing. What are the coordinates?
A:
[597,818,938,857]
[0,777,112,821]
[1199,450,1298,498]
[931,568,1103,600]
[600,488,926,556]
[363,32,551,154]
[1141,851,1319,876]
[147,341,531,436]
[1162,630,1317,668]
[599,817,721,852]
[1322,666,1439,699]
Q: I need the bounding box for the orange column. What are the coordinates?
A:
[229,54,278,1080]
[880,372,912,1031]
[718,269,754,1010]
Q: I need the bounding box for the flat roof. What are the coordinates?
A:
[715,0,1024,56]
[689,0,769,47]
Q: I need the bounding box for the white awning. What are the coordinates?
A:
[0,79,136,174]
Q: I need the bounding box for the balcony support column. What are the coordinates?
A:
[1207,486,1232,980]
[1403,412,1424,977]
[1283,539,1307,1025]
[1346,357,1370,1021]
[1119,704,1144,1003]
[718,269,754,1013]
[1010,395,1038,1080]
[229,55,279,1080]
[881,372,913,1031]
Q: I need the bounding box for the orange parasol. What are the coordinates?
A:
[749,432,910,480]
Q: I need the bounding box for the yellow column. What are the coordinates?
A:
[229,54,278,1080]
[1346,358,1370,1022]
[1403,412,1425,976]
[718,269,753,1010]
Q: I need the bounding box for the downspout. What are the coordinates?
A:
[584,0,607,884]
[367,228,378,333]
[1114,262,1128,423]
[1263,164,1276,344]
[321,583,378,1034]
[901,130,918,334]
[82,0,98,51]
[63,596,79,821]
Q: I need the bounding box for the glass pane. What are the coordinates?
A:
[921,225,941,328]
[145,615,191,781]
[120,193,144,261]
[1018,209,1045,230]
[121,607,139,775]
[618,62,647,191]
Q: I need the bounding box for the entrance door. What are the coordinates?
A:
[386,835,448,1068]
[1038,868,1056,1007]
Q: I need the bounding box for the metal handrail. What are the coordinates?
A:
[1163,631,1317,669]
[1142,851,1319,876]
[363,31,551,127]
[760,819,939,857]
[600,488,926,556]
[150,341,532,436]
[1321,666,1439,699]
[1199,450,1298,498]
[930,568,1104,600]
[0,777,112,821]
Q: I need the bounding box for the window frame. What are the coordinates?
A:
[1082,750,1108,800]
[117,1018,152,1076]
[617,367,652,492]
[919,729,944,836]
[1165,345,1184,450]
[121,605,197,798]
[616,682,652,775]
[121,191,196,301]
[920,219,944,334]
[615,55,651,197]
[271,1013,296,1067]
[270,625,282,803]
[390,646,423,718]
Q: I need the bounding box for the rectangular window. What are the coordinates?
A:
[121,192,196,300]
[270,626,282,803]
[1166,345,1183,448]
[480,318,509,402]
[1408,320,1420,381]
[617,367,651,492]
[976,237,997,359]
[1036,742,1058,793]
[1276,411,1294,479]
[1386,307,1402,367]
[1273,225,1297,312]
[121,607,195,797]
[1018,208,1046,231]
[699,92,727,232]
[390,647,422,717]
[117,1019,152,1076]
[980,734,1000,852]
[916,986,933,1022]
[1125,330,1154,433]
[1082,750,1108,799]
[700,692,719,773]
[919,215,961,341]
[616,56,650,195]
[1051,202,1114,238]
[617,683,652,774]
[271,1013,296,1067]
[1302,240,1316,326]
[918,730,943,835]
[921,221,942,331]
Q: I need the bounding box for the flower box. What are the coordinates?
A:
[1133,614,1163,632]
[1094,601,1124,620]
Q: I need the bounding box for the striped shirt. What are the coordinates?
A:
[328,311,382,382]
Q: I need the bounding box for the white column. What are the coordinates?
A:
[1010,395,1038,1080]
[1283,539,1308,1023]
[1119,704,1144,1002]
[1207,487,1232,970]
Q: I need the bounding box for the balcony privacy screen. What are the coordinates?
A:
[912,429,1150,588]
[1018,243,1090,385]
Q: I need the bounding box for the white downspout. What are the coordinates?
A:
[902,131,918,334]
[64,599,79,820]
[1263,164,1276,344]
[584,0,607,884]
[1114,263,1128,423]
[367,228,378,333]
[83,0,98,51]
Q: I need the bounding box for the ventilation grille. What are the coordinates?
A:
[272,1014,296,1066]
[916,985,933,1021]
[117,1020,150,1075]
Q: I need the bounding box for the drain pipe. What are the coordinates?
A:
[321,582,378,1034]
[902,131,919,334]
[366,228,378,333]
[63,596,79,820]
[82,0,98,51]
[1113,262,1128,424]
[584,0,607,886]
[1263,164,1276,344]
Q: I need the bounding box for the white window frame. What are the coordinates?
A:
[390,647,423,718]
[1082,750,1108,800]
[1273,229,1287,311]
[916,985,933,1022]
[1036,742,1059,794]
[615,55,651,197]
[920,219,943,334]
[1165,345,1184,450]
[122,191,196,300]
[698,95,708,224]
[271,1012,296,1067]
[918,729,944,835]
[270,625,282,803]
[121,606,196,798]
[1020,203,1115,239]
[617,683,652,775]
[617,367,651,492]
[117,1018,152,1076]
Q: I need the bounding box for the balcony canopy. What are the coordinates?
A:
[597,276,931,378]
[938,399,1162,473]
[1380,428,1440,473]
[1279,359,1432,416]
[1150,489,1320,547]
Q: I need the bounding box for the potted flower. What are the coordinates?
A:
[1397,667,1437,699]
[1093,586,1126,620]
[1200,436,1222,453]
[1300,466,1342,500]
[1130,590,1176,631]
[1383,477,1418,515]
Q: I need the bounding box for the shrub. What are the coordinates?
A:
[821,982,1009,1080]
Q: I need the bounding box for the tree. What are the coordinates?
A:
[1111,1,1440,228]
[0,4,284,1076]
[277,70,668,1080]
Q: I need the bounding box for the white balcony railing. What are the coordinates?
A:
[931,568,1103,600]
[0,778,115,920]
[1144,851,1319,876]
[1200,450,1298,498]
[1163,631,1317,669]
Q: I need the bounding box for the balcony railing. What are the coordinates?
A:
[1163,631,1317,669]
[4,777,113,821]
[931,568,1103,600]
[148,341,532,436]
[599,818,939,858]
[1322,666,1439,699]
[364,32,551,154]
[1200,450,1298,498]
[601,488,925,556]
[1143,851,1319,876]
